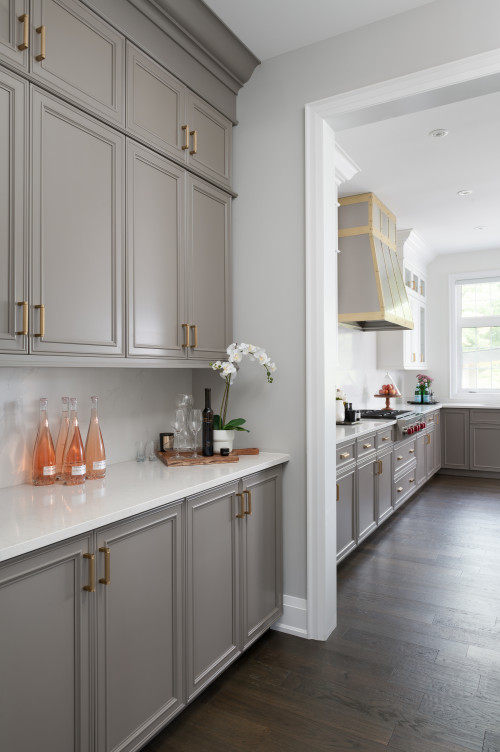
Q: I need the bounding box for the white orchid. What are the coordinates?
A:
[209,342,276,431]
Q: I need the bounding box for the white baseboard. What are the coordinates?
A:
[272,595,308,638]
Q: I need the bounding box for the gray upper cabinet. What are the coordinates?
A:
[0,0,29,70]
[31,89,124,355]
[0,68,27,353]
[30,0,125,125]
[0,534,93,752]
[186,92,232,188]
[126,43,187,162]
[96,504,184,752]
[442,408,470,470]
[127,141,186,358]
[187,174,231,360]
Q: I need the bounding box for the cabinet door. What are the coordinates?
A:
[442,409,469,469]
[357,456,377,542]
[186,482,240,701]
[31,89,124,355]
[241,466,283,649]
[433,412,441,474]
[0,535,93,752]
[426,423,437,479]
[337,467,355,562]
[126,43,187,161]
[186,92,232,187]
[96,504,184,752]
[376,449,393,523]
[470,424,500,472]
[415,432,427,487]
[31,0,125,125]
[0,0,29,69]
[186,175,231,360]
[127,141,186,358]
[0,68,27,353]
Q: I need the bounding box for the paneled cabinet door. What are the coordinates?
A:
[186,174,231,360]
[0,68,27,353]
[442,409,469,469]
[127,141,186,358]
[470,424,500,472]
[415,432,427,487]
[0,534,93,752]
[96,504,184,752]
[186,92,232,187]
[426,423,437,479]
[0,0,29,69]
[31,0,125,125]
[186,481,240,701]
[376,449,393,523]
[31,89,124,355]
[357,456,377,542]
[337,466,355,563]
[240,466,283,649]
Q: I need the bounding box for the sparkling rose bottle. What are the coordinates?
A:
[32,398,56,486]
[55,396,69,480]
[62,397,86,485]
[85,396,106,480]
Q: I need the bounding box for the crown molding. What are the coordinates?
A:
[397,228,436,269]
[334,143,361,188]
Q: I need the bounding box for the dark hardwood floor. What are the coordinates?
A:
[143,474,500,751]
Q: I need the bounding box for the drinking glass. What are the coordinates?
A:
[175,394,194,449]
[188,409,203,458]
[170,409,186,459]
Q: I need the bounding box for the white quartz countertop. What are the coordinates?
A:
[0,452,290,563]
[439,403,500,409]
[336,403,442,444]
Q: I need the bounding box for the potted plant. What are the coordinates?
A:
[210,343,276,452]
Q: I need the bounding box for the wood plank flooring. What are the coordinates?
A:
[143,474,500,751]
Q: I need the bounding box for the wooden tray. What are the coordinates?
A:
[156,448,259,467]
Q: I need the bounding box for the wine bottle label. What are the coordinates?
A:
[93,460,106,471]
[43,465,56,476]
[71,464,86,476]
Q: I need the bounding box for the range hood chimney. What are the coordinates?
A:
[338,193,414,331]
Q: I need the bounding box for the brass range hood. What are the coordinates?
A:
[338,193,413,331]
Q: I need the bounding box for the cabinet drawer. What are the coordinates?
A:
[376,426,394,448]
[356,433,376,460]
[393,461,417,507]
[337,441,355,466]
[393,438,416,471]
[470,410,500,425]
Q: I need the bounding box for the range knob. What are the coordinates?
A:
[408,426,414,434]
[421,422,426,429]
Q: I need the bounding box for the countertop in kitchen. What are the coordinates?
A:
[0,452,290,564]
[336,403,442,444]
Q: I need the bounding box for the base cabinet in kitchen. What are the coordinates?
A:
[357,454,377,543]
[0,534,93,752]
[376,446,393,523]
[336,463,356,562]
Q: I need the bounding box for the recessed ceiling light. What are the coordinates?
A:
[457,190,473,197]
[429,129,449,138]
[474,226,487,231]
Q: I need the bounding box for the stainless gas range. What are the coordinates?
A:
[360,409,428,441]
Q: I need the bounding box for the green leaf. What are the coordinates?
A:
[223,418,247,429]
[213,414,222,430]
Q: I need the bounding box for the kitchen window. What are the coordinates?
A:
[450,271,500,397]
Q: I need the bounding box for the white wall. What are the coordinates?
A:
[425,247,500,403]
[0,367,192,488]
[226,0,500,603]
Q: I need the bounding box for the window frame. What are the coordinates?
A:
[449,270,500,399]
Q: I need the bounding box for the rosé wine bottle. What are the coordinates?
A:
[85,396,106,480]
[32,398,56,486]
[55,396,69,480]
[62,397,86,485]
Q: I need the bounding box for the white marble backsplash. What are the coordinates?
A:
[0,367,193,489]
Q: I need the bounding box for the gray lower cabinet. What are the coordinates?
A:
[470,410,500,472]
[441,408,470,469]
[96,504,184,752]
[357,454,377,542]
[336,463,356,562]
[0,534,93,752]
[415,431,427,487]
[426,422,438,479]
[186,467,283,699]
[393,460,417,508]
[0,0,29,71]
[0,67,28,354]
[31,89,125,355]
[376,446,393,523]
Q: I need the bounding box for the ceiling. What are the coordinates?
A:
[202,0,500,257]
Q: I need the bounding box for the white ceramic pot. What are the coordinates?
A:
[213,429,235,454]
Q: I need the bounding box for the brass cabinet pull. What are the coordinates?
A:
[408,448,415,454]
[363,443,372,449]
[336,483,340,502]
[181,124,189,150]
[35,25,46,61]
[436,414,439,425]
[412,353,416,362]
[83,553,95,592]
[235,492,245,519]
[190,324,198,348]
[427,434,431,444]
[397,486,403,493]
[181,323,190,348]
[16,301,28,335]
[409,478,415,483]
[244,488,252,516]
[34,304,45,337]
[396,455,403,461]
[339,452,350,460]
[378,460,383,475]
[18,14,29,50]
[99,547,111,585]
[189,129,198,155]
[382,436,390,441]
